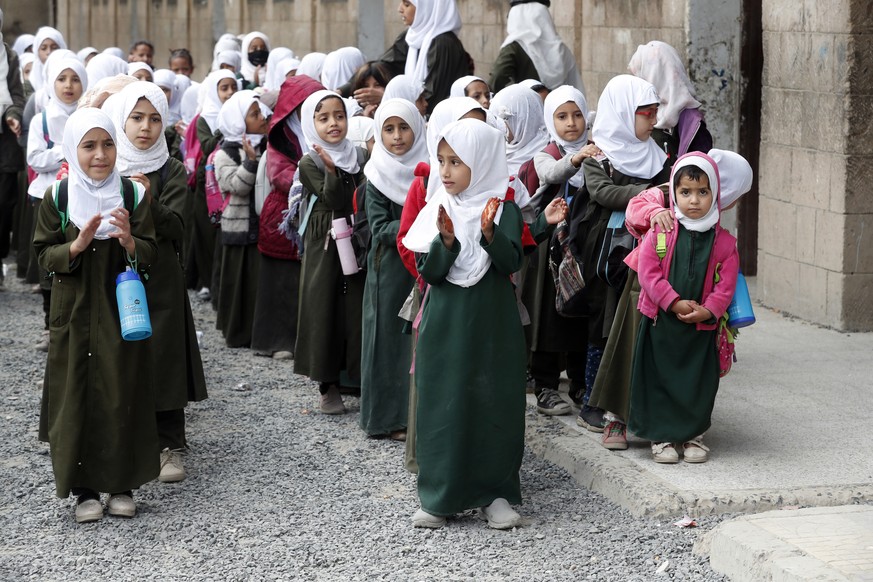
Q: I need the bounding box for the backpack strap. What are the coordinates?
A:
[42,111,54,149]
[54,179,69,233]
[120,176,138,213]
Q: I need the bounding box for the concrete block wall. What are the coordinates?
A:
[757,0,873,330]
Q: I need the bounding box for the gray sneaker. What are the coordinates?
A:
[159,448,186,483]
[535,388,572,416]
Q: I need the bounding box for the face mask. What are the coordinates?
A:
[248,50,269,67]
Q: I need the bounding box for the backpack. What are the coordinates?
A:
[53,176,138,234]
[27,112,53,184]
[182,114,203,188]
[548,182,592,317]
[204,145,230,226]
[350,180,370,271]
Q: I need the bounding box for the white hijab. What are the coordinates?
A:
[127,62,154,81]
[108,81,170,176]
[502,3,584,91]
[709,149,753,209]
[200,69,237,133]
[491,84,549,176]
[216,50,241,73]
[30,27,66,91]
[591,74,667,180]
[320,47,366,91]
[449,75,485,98]
[404,0,462,83]
[62,108,130,240]
[670,152,720,232]
[628,41,701,130]
[240,31,271,85]
[76,47,98,64]
[211,34,241,72]
[12,34,34,57]
[153,69,180,124]
[297,52,326,81]
[277,57,300,81]
[265,47,294,91]
[181,82,201,124]
[102,47,125,60]
[19,53,35,80]
[403,119,509,287]
[300,90,360,173]
[217,89,270,145]
[44,58,87,143]
[86,54,130,89]
[543,85,589,187]
[425,97,484,200]
[364,99,428,205]
[383,74,425,104]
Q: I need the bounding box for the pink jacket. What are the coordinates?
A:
[624,185,669,272]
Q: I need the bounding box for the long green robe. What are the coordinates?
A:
[185,117,221,290]
[359,184,415,435]
[144,159,207,409]
[489,41,541,93]
[294,155,366,384]
[628,226,719,443]
[415,202,526,516]
[34,186,160,497]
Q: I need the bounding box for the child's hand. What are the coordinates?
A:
[480,197,500,244]
[570,144,602,167]
[312,144,336,174]
[670,299,695,317]
[6,117,21,137]
[242,137,258,161]
[437,204,455,249]
[651,209,674,232]
[353,85,384,110]
[677,301,714,324]
[69,214,102,260]
[129,173,152,205]
[544,197,569,225]
[174,120,188,137]
[108,207,136,256]
[253,65,262,87]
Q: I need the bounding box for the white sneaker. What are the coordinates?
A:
[411,508,446,528]
[107,494,136,517]
[480,498,522,530]
[682,438,710,463]
[75,498,103,523]
[34,330,49,352]
[651,442,679,464]
[159,448,186,482]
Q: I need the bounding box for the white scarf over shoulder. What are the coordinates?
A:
[107,81,170,176]
[491,84,549,176]
[404,0,462,84]
[543,85,589,187]
[591,74,667,180]
[403,119,509,287]
[364,98,428,205]
[628,41,700,130]
[300,90,360,174]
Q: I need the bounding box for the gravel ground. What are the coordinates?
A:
[0,261,728,581]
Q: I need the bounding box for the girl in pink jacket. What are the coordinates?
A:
[628,152,738,464]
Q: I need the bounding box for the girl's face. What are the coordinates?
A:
[674,172,713,219]
[132,69,153,83]
[634,103,658,141]
[22,62,33,81]
[381,115,414,156]
[465,81,491,110]
[313,97,348,144]
[398,0,416,26]
[125,98,163,150]
[248,38,267,53]
[77,128,117,181]
[362,75,382,91]
[552,101,585,142]
[170,56,193,77]
[54,68,84,105]
[437,139,471,196]
[38,39,59,63]
[414,92,428,116]
[217,78,238,103]
[245,101,268,135]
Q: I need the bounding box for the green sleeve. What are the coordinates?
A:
[33,189,79,274]
[418,236,460,285]
[529,211,555,245]
[480,202,523,276]
[365,183,401,246]
[298,155,357,212]
[197,117,220,158]
[165,128,183,161]
[582,158,648,211]
[149,160,187,242]
[489,42,539,92]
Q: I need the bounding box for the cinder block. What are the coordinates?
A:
[841,272,873,330]
[806,0,851,34]
[814,209,846,270]
[757,252,800,312]
[796,262,829,320]
[842,213,873,274]
[802,92,842,152]
[758,196,798,260]
[584,0,607,27]
[795,206,818,264]
[758,142,793,202]
[826,270,847,327]
[552,0,575,27]
[762,0,808,33]
[791,148,832,210]
[841,155,873,214]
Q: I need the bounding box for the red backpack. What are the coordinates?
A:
[183,114,203,188]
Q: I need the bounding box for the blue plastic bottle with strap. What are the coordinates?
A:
[116,267,152,340]
[727,271,755,328]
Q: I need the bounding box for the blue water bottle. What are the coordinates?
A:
[116,267,152,340]
[727,271,755,328]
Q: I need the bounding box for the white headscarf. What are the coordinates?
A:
[108,81,170,176]
[403,119,509,287]
[216,50,241,73]
[383,74,425,104]
[320,47,366,91]
[450,75,485,98]
[276,57,300,81]
[670,152,720,232]
[709,149,753,209]
[127,62,154,81]
[628,41,701,130]
[300,90,360,174]
[86,54,130,89]
[217,89,270,146]
[12,34,34,57]
[265,47,295,91]
[502,3,584,91]
[364,99,428,205]
[30,27,66,91]
[297,52,326,81]
[211,34,241,71]
[200,69,237,132]
[425,96,484,199]
[19,53,35,80]
[62,108,132,240]
[491,84,549,176]
[180,82,201,124]
[0,10,11,122]
[404,0,462,83]
[240,31,271,85]
[44,58,87,142]
[152,69,180,124]
[102,47,125,60]
[543,85,589,187]
[347,115,375,150]
[77,47,98,64]
[591,75,667,179]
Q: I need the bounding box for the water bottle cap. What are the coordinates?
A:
[116,269,142,284]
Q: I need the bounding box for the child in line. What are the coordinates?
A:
[128,40,154,66]
[628,152,739,463]
[128,62,154,83]
[106,81,208,483]
[294,90,367,414]
[34,107,159,523]
[359,98,428,440]
[402,119,531,530]
[240,32,271,89]
[381,74,428,117]
[449,75,491,109]
[169,47,195,78]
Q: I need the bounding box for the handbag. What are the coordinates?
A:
[548,183,590,317]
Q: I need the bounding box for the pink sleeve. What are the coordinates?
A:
[702,242,740,320]
[637,230,680,313]
[626,187,667,240]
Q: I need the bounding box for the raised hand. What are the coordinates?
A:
[69,214,102,260]
[108,207,136,256]
[129,173,153,205]
[437,204,455,249]
[544,197,569,225]
[480,197,500,244]
[242,137,257,161]
[312,143,336,174]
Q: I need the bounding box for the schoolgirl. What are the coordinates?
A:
[449,75,491,109]
[33,107,159,523]
[29,26,66,93]
[320,47,367,92]
[0,9,25,287]
[240,31,271,89]
[152,68,184,160]
[382,74,427,116]
[264,47,295,91]
[106,81,208,482]
[296,52,327,81]
[127,62,154,83]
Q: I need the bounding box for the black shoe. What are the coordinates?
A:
[576,405,606,432]
[535,387,572,416]
[568,383,586,407]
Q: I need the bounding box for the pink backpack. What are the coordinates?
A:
[204,147,230,226]
[183,114,202,188]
